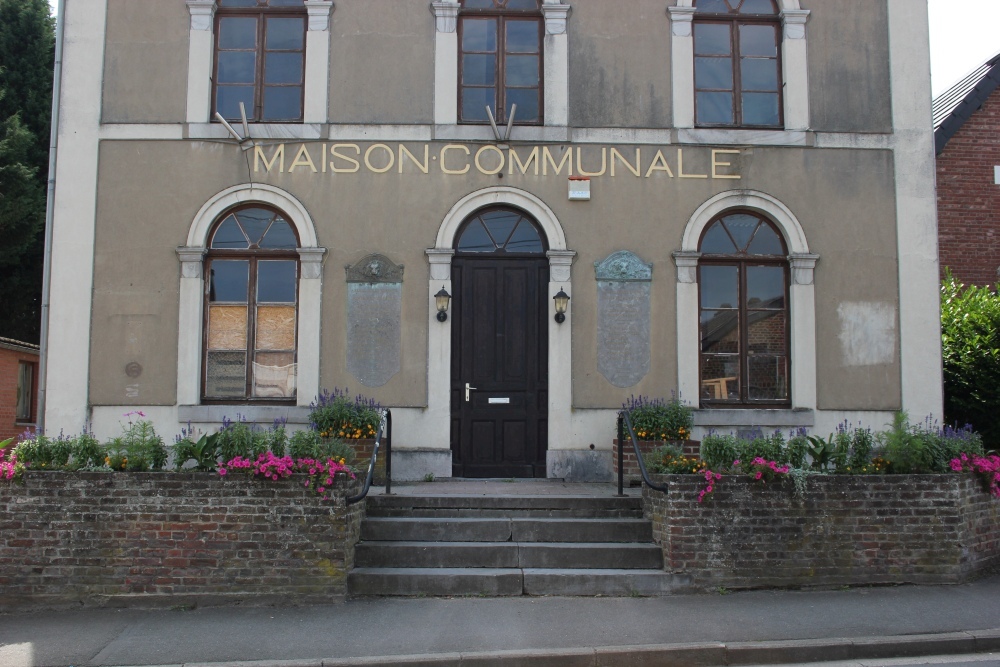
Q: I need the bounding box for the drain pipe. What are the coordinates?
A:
[37,0,66,435]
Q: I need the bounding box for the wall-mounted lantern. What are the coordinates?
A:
[553,288,570,323]
[435,286,452,322]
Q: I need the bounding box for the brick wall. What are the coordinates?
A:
[612,439,700,484]
[0,472,365,610]
[643,474,1000,589]
[0,346,39,442]
[937,89,1000,287]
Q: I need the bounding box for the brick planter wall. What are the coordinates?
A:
[643,474,1000,590]
[0,472,365,611]
[347,438,385,485]
[612,439,700,484]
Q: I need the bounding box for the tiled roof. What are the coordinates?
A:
[932,51,1000,154]
[0,336,40,353]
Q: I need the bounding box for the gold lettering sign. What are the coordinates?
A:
[253,143,742,181]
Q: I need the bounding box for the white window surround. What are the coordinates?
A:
[432,0,571,127]
[176,183,326,409]
[673,189,818,412]
[668,0,810,132]
[185,0,335,125]
[420,187,575,454]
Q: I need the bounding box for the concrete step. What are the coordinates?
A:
[348,567,524,597]
[360,517,653,543]
[355,541,663,570]
[347,567,687,597]
[365,494,643,518]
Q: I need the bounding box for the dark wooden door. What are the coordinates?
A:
[451,257,549,477]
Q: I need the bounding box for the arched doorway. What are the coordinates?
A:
[450,206,549,478]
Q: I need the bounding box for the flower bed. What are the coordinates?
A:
[642,473,1000,590]
[0,471,364,611]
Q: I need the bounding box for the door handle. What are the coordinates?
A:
[465,383,477,402]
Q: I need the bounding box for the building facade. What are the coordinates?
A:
[43,0,942,480]
[1,338,39,442]
[934,52,1000,287]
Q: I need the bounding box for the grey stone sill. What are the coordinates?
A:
[178,405,312,425]
[693,408,814,428]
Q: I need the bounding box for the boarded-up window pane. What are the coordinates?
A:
[256,305,296,350]
[253,352,296,398]
[206,351,247,397]
[209,305,249,349]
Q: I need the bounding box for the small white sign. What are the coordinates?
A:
[488,397,511,404]
[569,178,591,201]
[995,166,1000,185]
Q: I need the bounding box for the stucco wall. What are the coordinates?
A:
[328,0,434,124]
[102,0,188,124]
[568,0,672,129]
[805,0,893,134]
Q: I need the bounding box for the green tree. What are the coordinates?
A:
[940,274,1000,450]
[0,0,54,342]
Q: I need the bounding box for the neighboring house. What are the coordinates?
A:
[0,337,40,442]
[41,0,941,481]
[934,51,1000,287]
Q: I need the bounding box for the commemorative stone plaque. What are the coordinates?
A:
[595,251,652,388]
[346,255,403,387]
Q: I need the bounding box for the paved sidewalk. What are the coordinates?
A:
[2,575,999,667]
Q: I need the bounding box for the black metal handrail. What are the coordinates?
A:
[346,408,392,505]
[617,409,669,496]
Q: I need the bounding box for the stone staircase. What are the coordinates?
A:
[348,492,689,597]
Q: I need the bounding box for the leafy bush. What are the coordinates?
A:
[105,415,168,471]
[874,412,984,475]
[623,394,694,441]
[216,417,272,463]
[700,434,741,471]
[941,274,1000,449]
[173,432,222,471]
[288,428,355,465]
[645,443,707,474]
[309,388,382,440]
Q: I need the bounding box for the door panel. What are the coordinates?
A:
[451,258,548,478]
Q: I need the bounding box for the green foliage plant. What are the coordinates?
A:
[309,388,382,440]
[105,413,168,471]
[941,274,1000,449]
[288,428,355,465]
[700,434,741,471]
[173,432,222,472]
[216,416,272,463]
[623,394,694,441]
[645,443,707,475]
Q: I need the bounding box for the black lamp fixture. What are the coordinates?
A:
[553,288,570,323]
[435,286,451,322]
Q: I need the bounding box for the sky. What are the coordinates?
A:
[43,0,1000,101]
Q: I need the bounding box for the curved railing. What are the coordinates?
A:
[616,409,669,496]
[346,408,392,505]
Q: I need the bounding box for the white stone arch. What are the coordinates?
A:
[176,184,326,408]
[422,186,576,473]
[186,183,319,249]
[673,189,818,413]
[433,186,568,252]
[669,0,810,131]
[680,189,810,254]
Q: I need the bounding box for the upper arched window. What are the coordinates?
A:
[455,207,546,254]
[698,211,790,405]
[694,0,781,128]
[214,0,307,122]
[459,0,543,125]
[204,206,300,401]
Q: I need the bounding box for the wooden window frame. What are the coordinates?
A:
[213,4,307,123]
[15,361,36,423]
[458,1,544,126]
[697,213,791,407]
[202,206,301,404]
[693,4,783,129]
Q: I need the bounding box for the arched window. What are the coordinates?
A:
[203,205,300,401]
[214,0,307,122]
[693,0,782,128]
[459,0,543,125]
[699,211,789,405]
[455,206,546,254]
